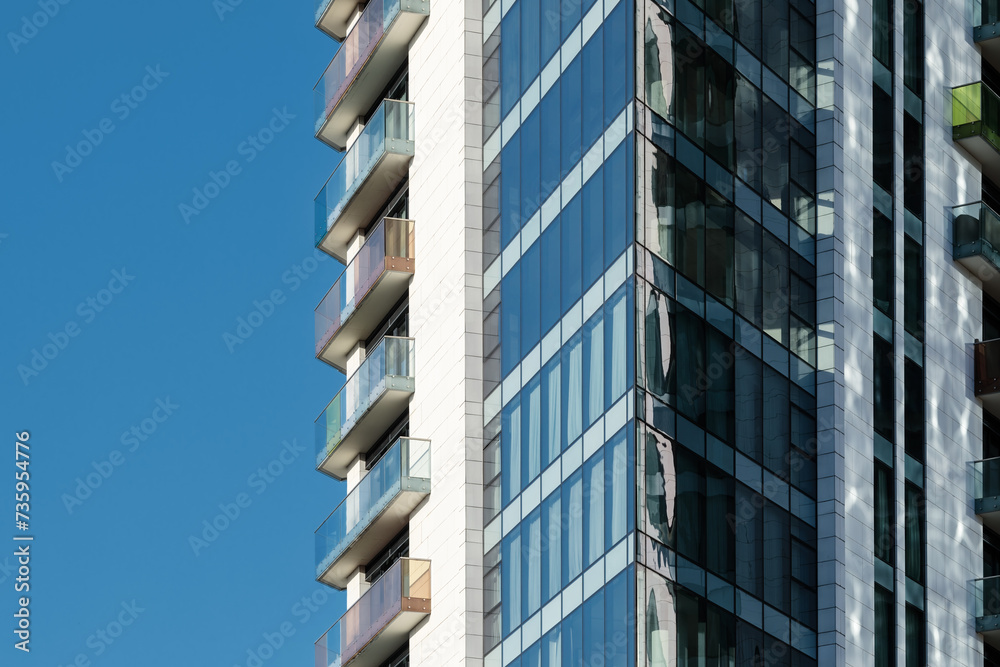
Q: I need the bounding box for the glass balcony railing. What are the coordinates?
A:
[315,336,415,478]
[315,218,415,370]
[316,0,393,125]
[976,338,1000,398]
[954,201,1000,268]
[314,100,415,260]
[976,0,1000,51]
[315,558,431,667]
[313,0,427,149]
[976,575,1000,634]
[975,457,1000,515]
[315,437,430,585]
[954,83,1000,155]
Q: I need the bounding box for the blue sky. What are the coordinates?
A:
[0,0,347,664]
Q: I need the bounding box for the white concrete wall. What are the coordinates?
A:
[922,0,982,662]
[817,0,984,663]
[814,0,872,660]
[406,0,485,662]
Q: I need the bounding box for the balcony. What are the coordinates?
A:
[976,1,1000,71]
[315,558,431,667]
[316,437,430,589]
[976,575,1000,648]
[953,83,1000,178]
[315,100,415,263]
[316,336,415,479]
[315,0,356,40]
[316,218,415,373]
[313,0,428,150]
[954,202,1000,299]
[976,338,1000,416]
[976,457,1000,532]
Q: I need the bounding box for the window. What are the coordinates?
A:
[875,584,894,667]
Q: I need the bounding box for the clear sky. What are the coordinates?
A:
[0,0,348,664]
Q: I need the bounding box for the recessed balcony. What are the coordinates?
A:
[953,83,1000,179]
[315,99,415,263]
[976,1,1000,71]
[316,437,430,589]
[316,218,415,373]
[975,338,1000,416]
[315,558,431,667]
[954,202,1000,300]
[975,457,1000,533]
[315,336,415,480]
[976,575,1000,648]
[314,0,428,150]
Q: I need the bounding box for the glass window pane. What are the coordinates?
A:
[705,190,735,305]
[735,75,762,191]
[676,165,706,286]
[542,356,562,468]
[501,131,521,246]
[503,524,522,632]
[582,25,604,150]
[503,395,522,503]
[643,0,673,121]
[521,108,542,222]
[705,48,735,169]
[583,588,605,660]
[607,429,629,546]
[524,375,542,484]
[540,84,561,200]
[583,167,605,290]
[502,261,521,376]
[762,0,789,77]
[543,492,562,601]
[584,309,605,426]
[762,98,790,213]
[563,470,584,584]
[606,287,629,403]
[540,0,560,64]
[501,3,521,116]
[561,194,583,313]
[521,0,541,90]
[762,502,790,612]
[561,56,583,178]
[706,465,735,579]
[585,453,605,566]
[735,348,763,462]
[762,230,789,344]
[605,142,628,268]
[563,332,584,447]
[763,365,789,477]
[604,2,629,126]
[562,608,583,667]
[525,509,542,618]
[541,216,562,333]
[735,483,763,596]
[522,241,542,355]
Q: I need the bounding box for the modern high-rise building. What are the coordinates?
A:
[305,0,1000,661]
